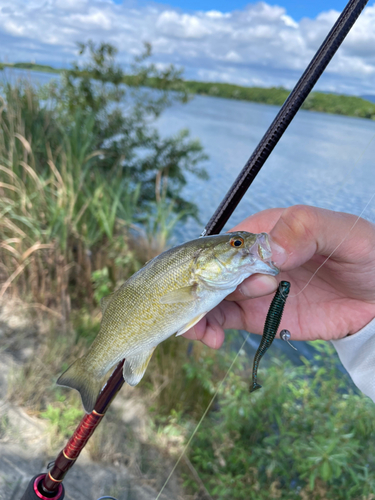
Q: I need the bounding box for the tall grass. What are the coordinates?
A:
[0,43,207,317]
[0,81,186,317]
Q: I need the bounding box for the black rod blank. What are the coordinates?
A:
[203,0,369,237]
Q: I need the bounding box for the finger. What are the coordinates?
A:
[230,208,284,234]
[183,297,269,347]
[182,314,225,349]
[226,273,278,301]
[231,205,375,271]
[269,205,375,270]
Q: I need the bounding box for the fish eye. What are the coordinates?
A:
[230,237,244,248]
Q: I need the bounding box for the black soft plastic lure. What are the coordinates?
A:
[250,280,291,393]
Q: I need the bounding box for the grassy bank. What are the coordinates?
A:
[2,60,375,119]
[3,308,375,499]
[0,42,208,495]
[182,81,375,119]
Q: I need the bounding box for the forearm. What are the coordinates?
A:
[331,317,375,402]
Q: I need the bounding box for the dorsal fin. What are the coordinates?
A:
[100,292,114,314]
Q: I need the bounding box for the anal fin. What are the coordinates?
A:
[175,312,207,337]
[123,348,156,386]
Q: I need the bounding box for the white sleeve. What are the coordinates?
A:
[331,317,375,402]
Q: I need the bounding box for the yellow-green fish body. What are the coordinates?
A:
[57,232,278,412]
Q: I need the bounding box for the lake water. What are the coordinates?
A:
[2,68,375,367]
[3,67,375,239]
[156,94,375,241]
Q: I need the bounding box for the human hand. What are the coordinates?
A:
[183,205,375,348]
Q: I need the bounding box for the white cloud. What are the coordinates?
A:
[0,0,374,95]
[225,51,242,62]
[205,10,231,19]
[156,10,211,38]
[281,14,298,29]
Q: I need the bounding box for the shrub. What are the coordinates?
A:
[0,42,207,315]
[184,342,375,499]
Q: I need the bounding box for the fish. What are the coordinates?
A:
[57,231,279,413]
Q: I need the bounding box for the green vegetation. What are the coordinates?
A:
[175,81,375,119]
[2,62,62,74]
[0,42,206,317]
[144,336,375,499]
[3,56,375,119]
[41,401,84,439]
[181,342,375,500]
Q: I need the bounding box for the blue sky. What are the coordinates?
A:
[130,0,348,20]
[1,0,374,95]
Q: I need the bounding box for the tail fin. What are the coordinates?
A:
[57,357,102,413]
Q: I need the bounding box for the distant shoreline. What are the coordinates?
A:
[2,61,375,120]
[0,62,62,74]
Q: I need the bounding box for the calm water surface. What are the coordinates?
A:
[156,94,375,241]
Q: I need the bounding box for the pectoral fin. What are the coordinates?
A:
[123,348,156,386]
[176,312,207,336]
[160,284,198,304]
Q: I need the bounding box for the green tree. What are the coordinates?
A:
[49,41,208,218]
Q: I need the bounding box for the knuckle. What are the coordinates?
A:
[280,205,319,240]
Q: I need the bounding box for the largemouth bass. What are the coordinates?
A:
[57,232,278,412]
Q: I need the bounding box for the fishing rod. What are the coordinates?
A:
[20,0,369,498]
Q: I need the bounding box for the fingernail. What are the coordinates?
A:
[270,240,288,268]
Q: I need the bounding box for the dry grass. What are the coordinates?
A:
[0,82,145,319]
[0,299,198,498]
[5,319,86,412]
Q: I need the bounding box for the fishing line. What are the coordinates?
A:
[154,333,250,500]
[288,130,375,299]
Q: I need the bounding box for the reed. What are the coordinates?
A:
[0,44,206,317]
[0,86,134,316]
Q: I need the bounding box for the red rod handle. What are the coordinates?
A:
[41,360,125,494]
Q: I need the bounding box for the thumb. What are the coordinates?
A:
[269,205,372,270]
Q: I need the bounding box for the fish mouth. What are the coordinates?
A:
[250,233,280,276]
[255,258,279,276]
[266,260,280,275]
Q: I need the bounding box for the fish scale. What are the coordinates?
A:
[57,231,279,413]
